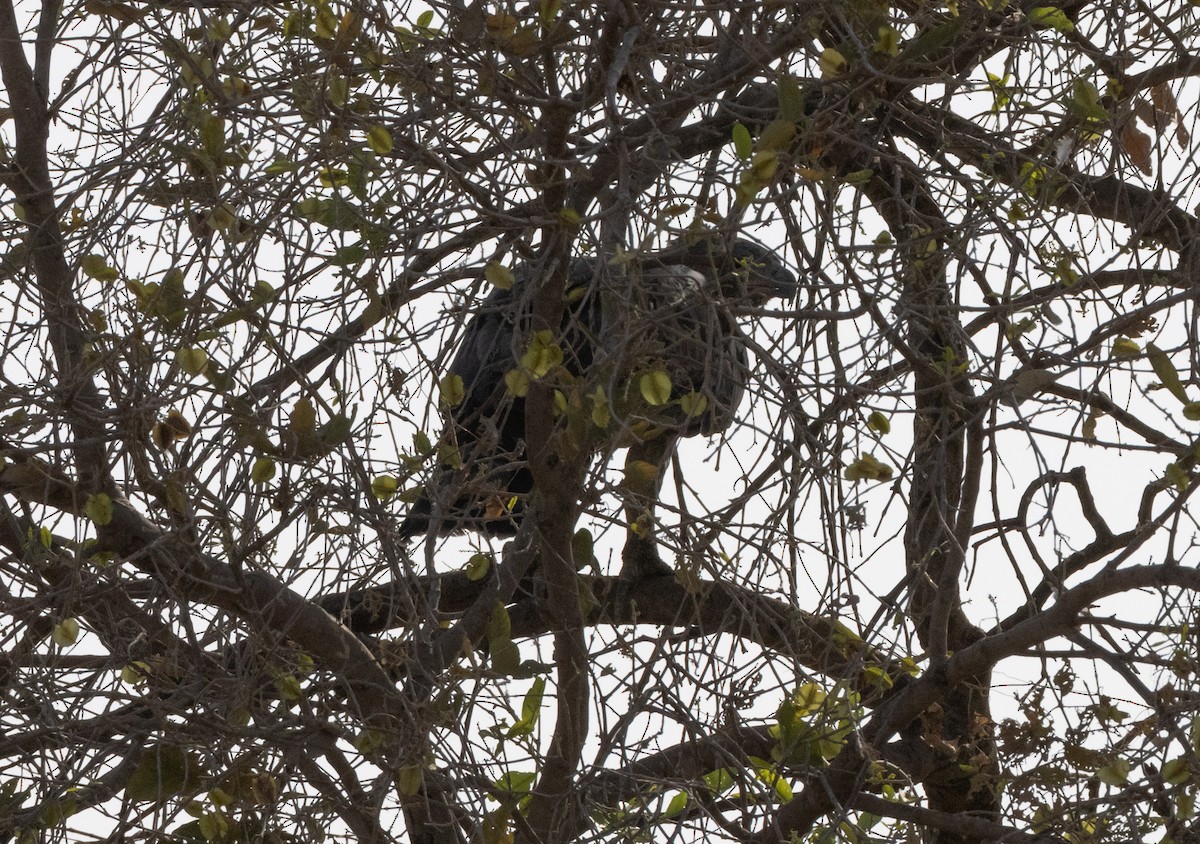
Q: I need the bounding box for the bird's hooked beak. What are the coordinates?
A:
[727,239,797,305]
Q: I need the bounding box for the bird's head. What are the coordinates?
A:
[667,235,797,305]
[727,238,797,305]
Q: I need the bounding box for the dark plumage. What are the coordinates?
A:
[399,237,795,573]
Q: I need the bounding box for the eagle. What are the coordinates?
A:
[399,236,796,580]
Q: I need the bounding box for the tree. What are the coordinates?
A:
[1,0,1199,840]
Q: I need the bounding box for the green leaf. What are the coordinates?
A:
[440,373,465,406]
[590,385,610,428]
[866,411,890,435]
[504,368,529,397]
[819,48,846,77]
[777,73,805,122]
[126,746,202,803]
[251,457,276,484]
[85,493,114,526]
[265,156,296,175]
[1028,6,1074,31]
[874,25,900,55]
[492,770,536,802]
[639,370,672,406]
[571,528,594,570]
[396,765,423,795]
[80,254,119,282]
[1162,757,1191,785]
[1148,343,1190,403]
[466,552,491,581]
[1096,758,1130,786]
[1166,462,1189,491]
[175,347,209,377]
[320,413,353,446]
[200,113,225,158]
[487,602,520,674]
[757,119,796,153]
[844,453,894,483]
[678,391,708,418]
[371,475,398,500]
[197,812,230,841]
[1112,337,1141,359]
[506,677,546,738]
[732,122,752,161]
[703,768,735,795]
[1070,78,1109,122]
[484,261,516,290]
[663,791,688,818]
[520,330,563,378]
[367,125,393,154]
[51,617,79,647]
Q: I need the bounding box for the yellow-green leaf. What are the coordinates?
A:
[874,25,900,55]
[506,676,545,738]
[273,673,302,701]
[1096,758,1130,786]
[81,254,119,282]
[1148,343,1190,403]
[251,457,276,484]
[622,459,659,495]
[484,261,516,290]
[290,397,317,435]
[1070,78,1109,122]
[396,765,424,795]
[52,617,80,647]
[844,453,895,483]
[366,125,393,154]
[732,122,752,161]
[175,347,209,377]
[1112,337,1140,359]
[1167,462,1189,491]
[819,48,846,78]
[505,368,529,397]
[590,386,610,428]
[1162,757,1191,785]
[121,661,150,684]
[639,370,672,406]
[521,330,563,377]
[85,493,114,526]
[440,373,465,406]
[126,746,201,803]
[664,791,689,818]
[466,552,491,581]
[867,411,891,435]
[371,475,398,500]
[1028,6,1074,31]
[678,391,708,418]
[757,119,796,153]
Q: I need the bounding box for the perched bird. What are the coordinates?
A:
[399,236,796,580]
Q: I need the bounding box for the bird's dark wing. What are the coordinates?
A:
[399,257,600,539]
[399,239,794,544]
